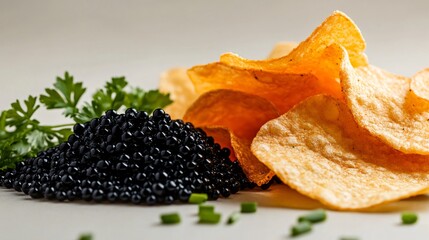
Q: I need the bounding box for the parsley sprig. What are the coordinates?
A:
[40,72,86,119]
[0,72,172,169]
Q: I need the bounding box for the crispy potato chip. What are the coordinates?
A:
[159,68,199,119]
[199,127,273,185]
[183,89,279,185]
[220,11,367,70]
[159,42,295,118]
[230,134,275,185]
[189,44,346,113]
[267,42,298,59]
[341,64,429,154]
[189,11,366,115]
[411,68,429,102]
[183,89,279,140]
[252,94,429,210]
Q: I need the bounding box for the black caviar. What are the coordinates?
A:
[0,108,257,204]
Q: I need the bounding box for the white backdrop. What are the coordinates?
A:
[1,1,429,240]
[1,0,428,111]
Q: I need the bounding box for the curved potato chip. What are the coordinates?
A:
[159,68,199,119]
[230,134,275,185]
[183,89,279,140]
[411,68,429,102]
[341,64,429,154]
[189,44,345,114]
[183,89,279,185]
[267,42,298,59]
[201,126,274,185]
[252,94,429,210]
[189,12,365,114]
[220,11,367,70]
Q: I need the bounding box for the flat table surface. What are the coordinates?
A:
[1,1,429,240]
[2,185,429,240]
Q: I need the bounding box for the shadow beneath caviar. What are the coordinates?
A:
[1,188,191,208]
[222,184,429,213]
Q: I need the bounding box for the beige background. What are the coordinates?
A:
[1,1,429,239]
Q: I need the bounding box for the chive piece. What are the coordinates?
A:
[227,212,240,225]
[298,209,327,223]
[160,212,181,224]
[199,204,215,215]
[401,211,418,224]
[199,212,222,224]
[188,193,208,204]
[291,220,312,237]
[339,237,360,240]
[241,202,258,213]
[78,233,93,240]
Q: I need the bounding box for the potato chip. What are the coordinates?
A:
[341,64,429,154]
[252,94,429,210]
[220,11,367,70]
[267,42,298,59]
[183,89,279,185]
[183,89,279,140]
[188,11,366,114]
[159,68,199,119]
[411,68,429,102]
[189,44,346,114]
[230,134,275,185]
[198,127,273,185]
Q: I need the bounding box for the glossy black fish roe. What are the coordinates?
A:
[0,108,254,204]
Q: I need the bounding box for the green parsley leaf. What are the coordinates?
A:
[40,72,86,118]
[124,88,172,114]
[75,77,171,123]
[0,96,73,169]
[6,95,39,127]
[74,77,127,123]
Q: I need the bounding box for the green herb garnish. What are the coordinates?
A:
[241,202,257,213]
[339,237,360,240]
[0,96,73,169]
[41,74,172,124]
[188,193,208,204]
[40,72,86,119]
[78,233,93,240]
[291,220,312,237]
[401,211,418,224]
[199,204,215,215]
[0,72,171,170]
[227,212,240,225]
[161,212,181,224]
[199,212,221,224]
[298,209,327,223]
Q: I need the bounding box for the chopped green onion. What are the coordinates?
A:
[199,212,222,224]
[160,212,181,224]
[339,237,360,240]
[241,202,258,213]
[199,204,215,215]
[78,233,93,240]
[227,212,240,225]
[188,193,208,204]
[298,209,327,223]
[291,220,312,237]
[401,211,418,224]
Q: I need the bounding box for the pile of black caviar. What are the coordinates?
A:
[0,108,258,205]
